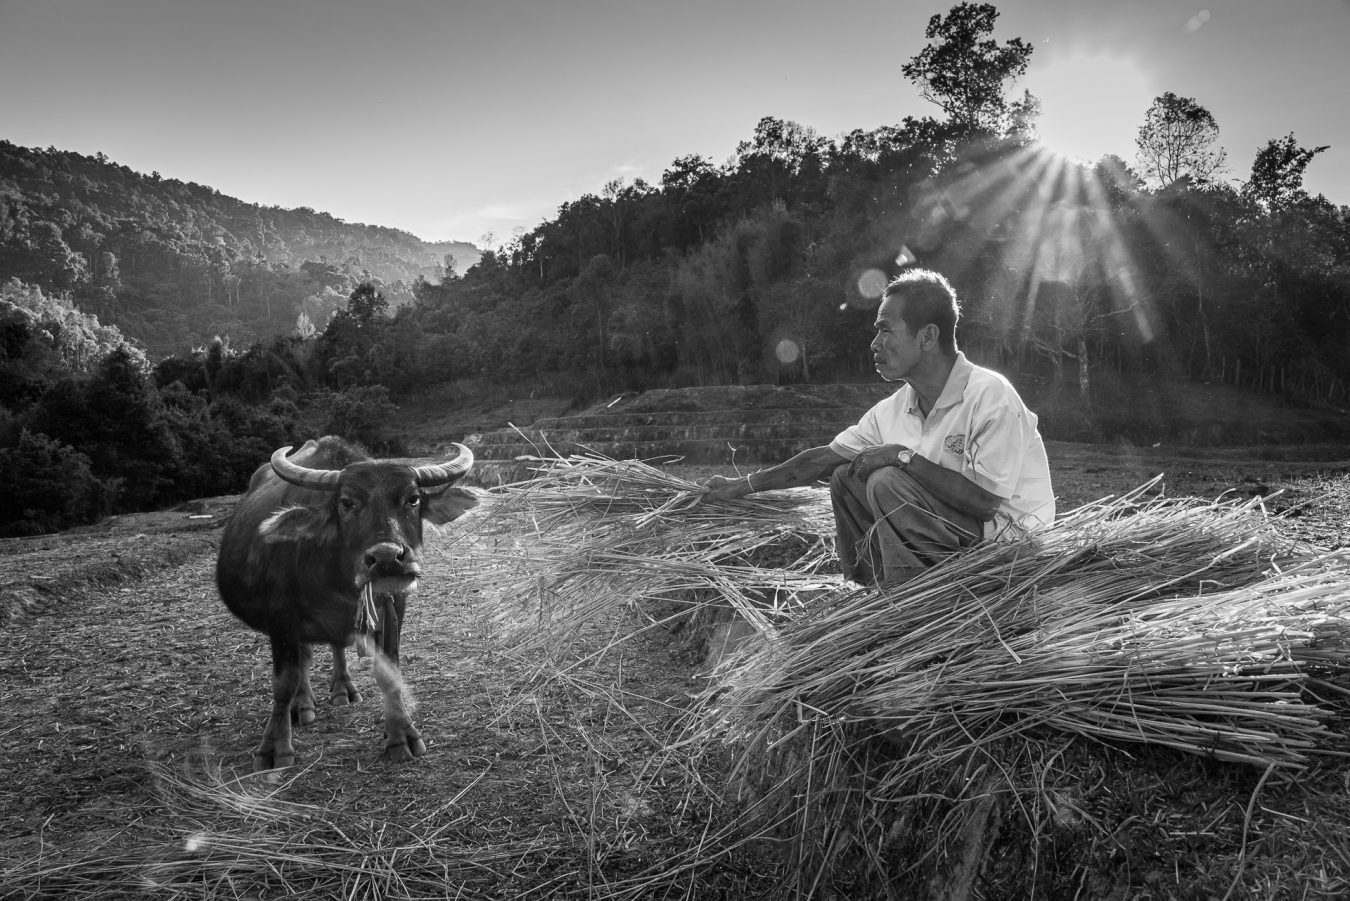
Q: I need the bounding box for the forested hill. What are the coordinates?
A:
[0,140,480,355]
[3,2,1350,539]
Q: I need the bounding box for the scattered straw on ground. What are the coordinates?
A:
[3,459,1350,900]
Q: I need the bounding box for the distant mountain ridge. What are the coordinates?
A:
[0,140,480,355]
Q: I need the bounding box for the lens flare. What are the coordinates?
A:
[857,268,888,300]
[775,339,801,364]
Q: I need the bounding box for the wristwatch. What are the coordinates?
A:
[896,447,914,468]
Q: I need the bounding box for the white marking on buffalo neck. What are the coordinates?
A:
[258,505,303,538]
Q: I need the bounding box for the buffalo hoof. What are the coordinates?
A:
[290,700,316,725]
[253,747,296,771]
[383,733,427,762]
[330,679,361,706]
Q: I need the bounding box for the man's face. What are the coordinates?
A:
[871,294,924,382]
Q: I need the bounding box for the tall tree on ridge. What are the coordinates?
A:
[733,116,829,208]
[1134,92,1228,189]
[1243,133,1330,210]
[901,2,1034,136]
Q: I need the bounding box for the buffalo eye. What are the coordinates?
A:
[340,497,357,512]
[407,494,421,508]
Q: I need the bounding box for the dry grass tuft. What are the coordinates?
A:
[478,453,840,652]
[0,756,592,900]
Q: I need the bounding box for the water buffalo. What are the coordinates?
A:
[217,436,477,770]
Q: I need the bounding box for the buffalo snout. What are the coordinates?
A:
[364,541,408,570]
[360,542,423,594]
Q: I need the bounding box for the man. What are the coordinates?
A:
[704,268,1054,586]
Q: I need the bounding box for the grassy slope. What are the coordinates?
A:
[394,377,1350,453]
[391,378,1350,509]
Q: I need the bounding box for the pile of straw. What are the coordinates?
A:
[699,489,1350,895]
[714,489,1349,769]
[482,454,841,648]
[483,455,1350,897]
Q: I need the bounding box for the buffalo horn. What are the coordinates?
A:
[270,445,342,490]
[412,443,474,487]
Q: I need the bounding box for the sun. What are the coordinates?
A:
[1025,53,1156,165]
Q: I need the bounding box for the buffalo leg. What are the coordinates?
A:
[375,594,425,761]
[291,643,317,725]
[255,636,302,770]
[329,642,361,705]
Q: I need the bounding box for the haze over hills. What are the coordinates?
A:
[0,140,480,356]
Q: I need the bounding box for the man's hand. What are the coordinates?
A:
[846,444,909,481]
[702,474,753,502]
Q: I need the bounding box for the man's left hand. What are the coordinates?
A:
[847,444,908,481]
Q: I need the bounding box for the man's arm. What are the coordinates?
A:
[703,445,848,501]
[847,444,1002,521]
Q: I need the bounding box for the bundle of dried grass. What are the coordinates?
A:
[478,454,840,648]
[694,488,1350,897]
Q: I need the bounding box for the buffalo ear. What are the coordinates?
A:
[423,485,481,525]
[258,504,332,543]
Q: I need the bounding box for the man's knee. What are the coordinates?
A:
[832,462,923,497]
[865,464,926,505]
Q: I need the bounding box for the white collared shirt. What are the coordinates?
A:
[829,353,1055,540]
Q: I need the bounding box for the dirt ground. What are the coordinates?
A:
[1,441,1349,898]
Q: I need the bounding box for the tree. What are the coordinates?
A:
[1243,133,1330,210]
[1005,89,1041,143]
[577,254,616,375]
[346,281,389,325]
[31,344,182,512]
[901,2,1034,135]
[0,278,128,390]
[24,221,88,289]
[319,385,401,454]
[1016,199,1146,400]
[1134,92,1228,189]
[733,117,830,205]
[0,430,109,535]
[660,154,721,247]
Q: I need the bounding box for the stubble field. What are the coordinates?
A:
[1,440,1348,899]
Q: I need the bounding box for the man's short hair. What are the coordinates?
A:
[883,268,961,353]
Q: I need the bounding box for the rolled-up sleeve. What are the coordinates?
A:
[829,400,891,459]
[829,422,873,458]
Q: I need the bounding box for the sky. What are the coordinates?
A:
[1,0,1347,247]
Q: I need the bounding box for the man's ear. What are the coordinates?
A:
[258,504,332,543]
[423,485,482,525]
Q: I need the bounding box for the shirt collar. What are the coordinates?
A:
[933,352,973,411]
[901,352,972,415]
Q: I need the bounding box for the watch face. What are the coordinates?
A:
[897,448,912,465]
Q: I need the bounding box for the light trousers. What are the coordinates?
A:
[830,463,983,586]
